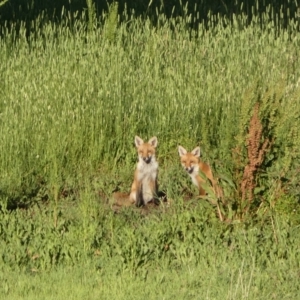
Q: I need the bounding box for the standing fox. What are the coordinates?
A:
[130,136,159,207]
[178,145,222,198]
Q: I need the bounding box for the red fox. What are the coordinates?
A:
[178,145,222,198]
[129,136,159,207]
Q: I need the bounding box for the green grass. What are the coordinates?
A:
[0,8,300,299]
[2,259,300,300]
[1,200,300,299]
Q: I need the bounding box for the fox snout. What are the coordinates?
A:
[142,156,152,164]
[185,166,194,174]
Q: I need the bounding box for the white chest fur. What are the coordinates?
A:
[189,164,200,188]
[190,174,199,188]
[137,159,158,203]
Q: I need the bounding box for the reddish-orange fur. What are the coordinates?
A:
[130,136,158,207]
[178,145,221,197]
[112,136,159,208]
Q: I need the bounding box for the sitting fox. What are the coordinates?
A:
[178,145,222,198]
[129,136,159,207]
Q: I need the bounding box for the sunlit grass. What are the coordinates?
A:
[0,205,299,299]
[0,8,300,299]
[1,12,299,201]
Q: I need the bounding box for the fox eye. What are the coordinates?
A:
[182,160,186,164]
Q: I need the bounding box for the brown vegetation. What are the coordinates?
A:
[240,102,271,213]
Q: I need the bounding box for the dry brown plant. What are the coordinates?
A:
[241,102,271,212]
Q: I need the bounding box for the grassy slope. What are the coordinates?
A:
[0,11,300,300]
[1,199,300,299]
[1,13,299,204]
[2,261,299,300]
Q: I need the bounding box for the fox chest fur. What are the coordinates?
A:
[135,159,158,203]
[130,136,159,206]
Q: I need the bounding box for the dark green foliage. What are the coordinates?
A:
[0,1,298,23]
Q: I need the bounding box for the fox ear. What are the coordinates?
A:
[191,146,201,157]
[178,145,187,157]
[148,136,158,148]
[135,136,144,147]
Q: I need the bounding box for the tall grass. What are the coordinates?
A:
[0,7,300,298]
[1,9,299,211]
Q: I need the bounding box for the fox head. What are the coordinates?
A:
[178,145,200,175]
[135,136,158,164]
